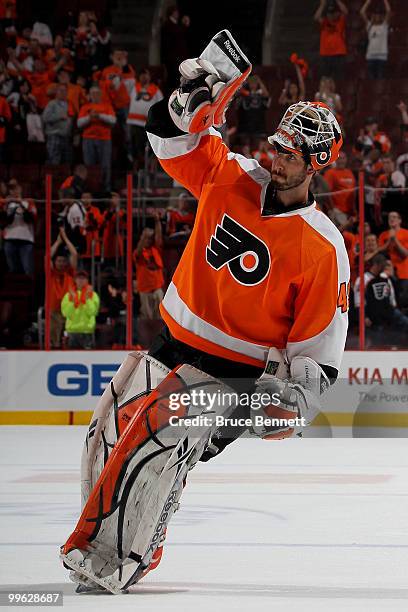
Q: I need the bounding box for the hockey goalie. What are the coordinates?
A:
[60,30,349,594]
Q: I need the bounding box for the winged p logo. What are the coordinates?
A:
[206,214,270,286]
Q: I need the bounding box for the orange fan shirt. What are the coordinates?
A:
[342,230,358,281]
[320,15,347,57]
[25,70,55,110]
[100,65,131,110]
[324,167,356,214]
[83,205,103,258]
[77,102,116,140]
[378,229,408,279]
[134,246,164,293]
[147,111,350,371]
[50,266,75,312]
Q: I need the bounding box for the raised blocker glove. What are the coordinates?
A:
[169,29,252,133]
[251,349,330,439]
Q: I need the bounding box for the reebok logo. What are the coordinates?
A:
[206,214,270,286]
[224,39,241,64]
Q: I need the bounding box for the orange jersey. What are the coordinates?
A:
[378,229,408,279]
[324,167,356,214]
[45,47,74,73]
[146,104,350,371]
[77,102,116,140]
[320,15,347,56]
[342,230,358,281]
[48,82,86,116]
[83,205,103,258]
[24,70,54,110]
[134,246,164,293]
[50,267,74,312]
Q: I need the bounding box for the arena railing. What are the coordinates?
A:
[2,171,407,351]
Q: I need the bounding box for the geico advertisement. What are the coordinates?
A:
[0,351,407,413]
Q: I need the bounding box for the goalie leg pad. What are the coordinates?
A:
[61,359,238,594]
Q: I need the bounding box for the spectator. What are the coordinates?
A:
[0,0,16,19]
[49,227,78,348]
[77,86,116,191]
[74,11,91,77]
[100,49,133,149]
[311,171,332,215]
[376,154,406,218]
[252,139,276,171]
[103,280,127,345]
[166,192,195,239]
[341,222,359,280]
[81,191,103,259]
[378,211,408,306]
[0,91,11,161]
[127,68,163,163]
[356,116,391,157]
[360,0,391,80]
[364,254,408,336]
[58,189,86,254]
[61,269,100,348]
[237,74,271,142]
[161,5,191,88]
[364,233,378,263]
[42,83,73,164]
[45,34,74,74]
[314,0,348,78]
[278,63,305,109]
[1,178,37,276]
[314,76,342,117]
[324,151,356,226]
[31,21,53,47]
[7,79,37,142]
[133,211,164,319]
[50,70,86,116]
[240,144,252,159]
[19,58,54,110]
[397,100,408,131]
[59,164,88,199]
[101,192,125,261]
[88,19,112,72]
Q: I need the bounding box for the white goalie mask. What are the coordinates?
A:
[268,101,343,170]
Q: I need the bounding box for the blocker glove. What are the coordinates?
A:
[250,349,330,439]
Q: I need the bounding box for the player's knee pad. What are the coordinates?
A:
[61,352,238,593]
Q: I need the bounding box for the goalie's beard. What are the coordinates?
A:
[270,166,309,192]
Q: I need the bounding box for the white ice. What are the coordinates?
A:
[1,426,408,612]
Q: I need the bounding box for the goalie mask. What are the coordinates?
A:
[268,101,343,170]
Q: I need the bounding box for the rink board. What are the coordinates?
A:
[0,351,407,434]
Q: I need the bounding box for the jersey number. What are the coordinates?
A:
[337,281,350,313]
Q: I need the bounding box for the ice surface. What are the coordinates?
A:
[1,426,408,611]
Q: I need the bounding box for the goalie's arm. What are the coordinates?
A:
[146,98,229,199]
[286,245,350,382]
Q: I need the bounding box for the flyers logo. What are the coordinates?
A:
[206,214,271,286]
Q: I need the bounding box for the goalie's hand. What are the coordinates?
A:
[250,354,330,440]
[169,58,225,133]
[168,29,252,134]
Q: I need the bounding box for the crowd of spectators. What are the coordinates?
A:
[0,9,164,176]
[0,1,407,349]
